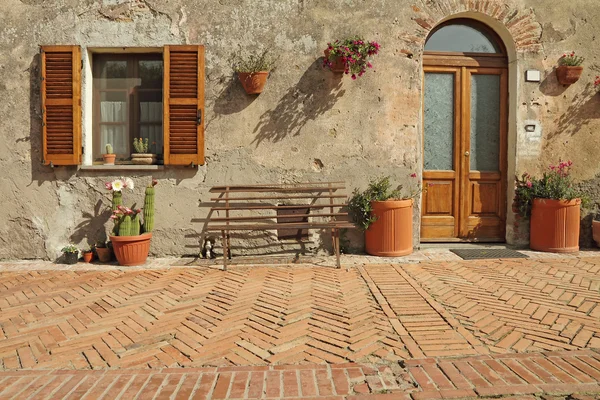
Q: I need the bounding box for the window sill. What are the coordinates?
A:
[79,165,165,171]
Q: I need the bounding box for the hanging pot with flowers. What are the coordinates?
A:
[105,177,157,266]
[515,160,589,253]
[323,37,380,80]
[232,49,277,95]
[556,52,584,85]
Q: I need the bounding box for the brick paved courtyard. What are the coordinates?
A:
[0,256,599,398]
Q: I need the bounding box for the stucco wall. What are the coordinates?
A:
[1,0,600,260]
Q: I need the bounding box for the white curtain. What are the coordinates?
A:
[140,102,163,154]
[100,101,127,155]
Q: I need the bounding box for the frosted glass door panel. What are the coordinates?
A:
[424,73,454,171]
[470,74,500,171]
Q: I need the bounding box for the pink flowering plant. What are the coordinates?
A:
[559,51,584,67]
[514,160,588,217]
[323,37,380,80]
[104,177,157,236]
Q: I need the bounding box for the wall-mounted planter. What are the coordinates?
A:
[238,72,269,94]
[556,66,583,85]
[324,49,345,73]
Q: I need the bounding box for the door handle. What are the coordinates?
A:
[464,151,470,156]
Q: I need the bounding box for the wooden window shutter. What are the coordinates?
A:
[163,45,205,166]
[41,45,82,166]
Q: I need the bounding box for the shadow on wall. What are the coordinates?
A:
[251,58,345,147]
[211,74,259,118]
[69,200,112,248]
[545,83,600,144]
[26,54,77,186]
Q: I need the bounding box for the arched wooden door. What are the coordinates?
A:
[421,19,508,241]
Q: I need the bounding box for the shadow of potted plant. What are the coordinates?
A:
[105,177,157,266]
[232,49,277,95]
[348,175,421,256]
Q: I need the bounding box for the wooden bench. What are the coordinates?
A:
[205,182,355,270]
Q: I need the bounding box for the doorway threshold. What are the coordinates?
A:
[418,242,513,250]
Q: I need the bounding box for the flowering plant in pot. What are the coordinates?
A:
[131,138,157,165]
[348,175,421,256]
[556,51,584,85]
[515,160,589,252]
[61,245,79,265]
[323,37,380,80]
[106,177,157,266]
[232,49,277,94]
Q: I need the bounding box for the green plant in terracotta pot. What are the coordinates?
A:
[232,49,277,94]
[94,240,112,263]
[348,175,421,257]
[556,51,584,85]
[106,177,157,266]
[61,245,79,265]
[515,160,589,252]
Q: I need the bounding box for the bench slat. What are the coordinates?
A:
[211,194,347,201]
[210,204,347,211]
[210,182,345,191]
[210,185,346,193]
[207,222,355,231]
[209,213,348,222]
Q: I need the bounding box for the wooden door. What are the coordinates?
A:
[421,65,507,241]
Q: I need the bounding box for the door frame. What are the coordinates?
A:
[421,53,508,242]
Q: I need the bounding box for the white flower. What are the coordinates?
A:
[111,179,124,192]
[124,177,134,190]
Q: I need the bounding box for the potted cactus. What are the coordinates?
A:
[105,177,157,266]
[103,144,116,165]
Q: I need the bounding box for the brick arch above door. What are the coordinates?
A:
[401,1,542,54]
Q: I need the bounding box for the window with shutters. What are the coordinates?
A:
[92,54,163,161]
[41,45,205,167]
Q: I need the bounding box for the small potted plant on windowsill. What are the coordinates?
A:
[131,138,157,165]
[103,144,116,165]
[61,245,79,265]
[515,160,589,252]
[348,175,421,256]
[323,37,380,80]
[232,49,277,95]
[556,51,584,85]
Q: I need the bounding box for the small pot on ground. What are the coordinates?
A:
[63,252,78,264]
[530,198,581,253]
[110,233,152,266]
[556,66,583,85]
[365,199,414,256]
[82,251,94,263]
[95,246,112,263]
[131,153,157,165]
[592,220,600,247]
[238,72,269,94]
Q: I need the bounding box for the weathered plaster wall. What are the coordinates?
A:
[0,0,599,260]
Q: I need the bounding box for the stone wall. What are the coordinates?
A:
[1,0,600,260]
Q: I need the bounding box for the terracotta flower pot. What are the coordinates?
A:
[131,153,157,165]
[364,199,413,256]
[530,198,581,253]
[82,251,94,263]
[324,49,346,73]
[103,154,116,165]
[556,66,583,85]
[238,72,269,94]
[110,233,152,266]
[95,247,112,263]
[592,220,600,247]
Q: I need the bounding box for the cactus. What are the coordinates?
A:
[118,214,132,236]
[105,143,113,154]
[131,213,141,236]
[112,191,122,211]
[142,186,155,233]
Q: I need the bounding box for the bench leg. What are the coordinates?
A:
[333,229,342,270]
[221,230,228,271]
